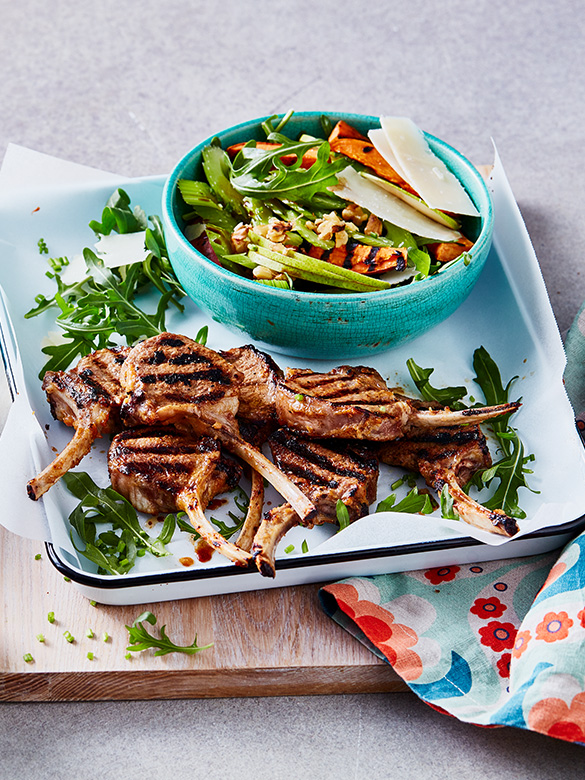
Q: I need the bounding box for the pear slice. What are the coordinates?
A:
[360,172,461,230]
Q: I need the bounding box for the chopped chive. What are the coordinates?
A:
[47,611,55,624]
[37,238,48,254]
[36,634,45,643]
[136,549,146,557]
[86,629,94,639]
[23,653,34,663]
[34,553,42,560]
[63,631,75,643]
[102,632,109,643]
[390,476,405,491]
[89,600,97,607]
[87,652,94,661]
[125,652,132,660]
[63,576,71,582]
[301,539,309,554]
[294,393,304,402]
[284,544,295,554]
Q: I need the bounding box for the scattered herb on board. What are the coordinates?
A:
[125,611,213,657]
[25,188,186,377]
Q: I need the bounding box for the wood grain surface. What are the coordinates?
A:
[0,524,406,701]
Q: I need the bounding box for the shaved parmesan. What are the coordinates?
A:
[378,117,479,217]
[60,230,149,285]
[360,172,460,230]
[330,167,462,243]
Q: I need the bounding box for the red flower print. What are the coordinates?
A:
[578,608,585,629]
[424,566,460,585]
[497,653,511,679]
[512,630,532,659]
[528,691,585,743]
[470,597,507,620]
[478,621,517,652]
[535,611,573,643]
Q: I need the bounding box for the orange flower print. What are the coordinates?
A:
[528,691,585,743]
[470,597,507,620]
[424,566,460,585]
[577,608,585,629]
[535,611,573,643]
[478,621,516,652]
[512,630,532,659]
[324,583,429,681]
[496,653,511,679]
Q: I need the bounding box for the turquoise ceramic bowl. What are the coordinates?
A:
[162,112,493,359]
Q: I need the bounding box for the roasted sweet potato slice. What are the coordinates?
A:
[308,243,408,276]
[327,120,368,143]
[328,137,418,196]
[427,236,474,263]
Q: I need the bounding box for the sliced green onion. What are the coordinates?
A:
[23,653,34,663]
[47,612,55,624]
[63,631,75,643]
[284,544,295,554]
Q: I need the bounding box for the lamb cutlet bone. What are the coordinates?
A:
[273,365,520,441]
[27,346,130,501]
[119,333,317,524]
[253,428,379,577]
[108,427,252,566]
[378,425,520,536]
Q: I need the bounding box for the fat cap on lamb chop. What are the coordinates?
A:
[252,428,379,577]
[27,346,130,501]
[119,333,317,525]
[108,427,252,566]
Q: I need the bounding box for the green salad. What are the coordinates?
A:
[177,111,478,294]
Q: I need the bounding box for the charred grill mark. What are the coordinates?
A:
[159,337,185,347]
[492,513,519,536]
[77,369,112,402]
[168,353,214,366]
[281,462,339,488]
[146,350,166,365]
[271,429,370,482]
[460,402,520,417]
[366,247,380,270]
[141,368,231,386]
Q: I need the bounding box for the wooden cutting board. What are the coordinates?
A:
[0,523,406,701]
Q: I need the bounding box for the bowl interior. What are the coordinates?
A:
[161,112,493,358]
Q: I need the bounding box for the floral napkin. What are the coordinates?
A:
[320,309,585,745]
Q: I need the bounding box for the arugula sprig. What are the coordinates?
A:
[63,472,175,576]
[175,484,250,541]
[406,358,468,409]
[467,346,537,518]
[125,611,212,657]
[376,487,436,515]
[26,188,186,377]
[230,133,348,202]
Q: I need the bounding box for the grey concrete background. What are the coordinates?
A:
[1,0,584,776]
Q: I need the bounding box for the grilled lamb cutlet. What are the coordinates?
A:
[273,365,520,441]
[378,425,519,537]
[252,428,379,577]
[220,344,283,423]
[119,333,316,524]
[27,346,130,500]
[108,427,252,566]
